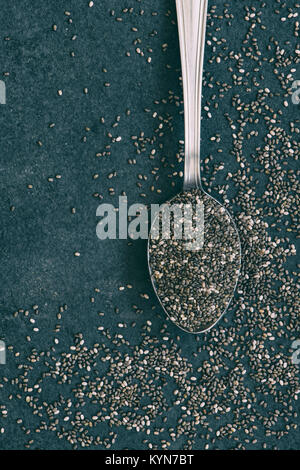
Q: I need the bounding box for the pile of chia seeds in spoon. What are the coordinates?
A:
[149,189,241,332]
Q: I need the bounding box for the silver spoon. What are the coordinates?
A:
[148,0,241,334]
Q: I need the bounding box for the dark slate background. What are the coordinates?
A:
[0,0,299,450]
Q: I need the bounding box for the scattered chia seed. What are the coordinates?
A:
[0,0,299,452]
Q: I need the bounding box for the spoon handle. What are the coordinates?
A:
[176,0,208,190]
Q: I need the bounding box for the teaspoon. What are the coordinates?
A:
[148,0,241,334]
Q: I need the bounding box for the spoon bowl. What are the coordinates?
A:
[148,189,241,334]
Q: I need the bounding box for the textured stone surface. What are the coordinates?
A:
[0,0,299,450]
